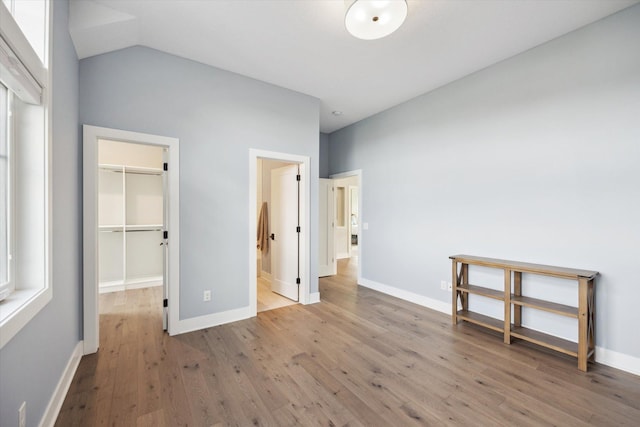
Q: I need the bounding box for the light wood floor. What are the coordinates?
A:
[56,258,640,426]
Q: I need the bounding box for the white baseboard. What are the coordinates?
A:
[174,306,252,335]
[596,346,640,376]
[359,278,450,314]
[39,341,83,427]
[307,292,321,304]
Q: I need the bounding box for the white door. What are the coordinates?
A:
[319,179,336,277]
[162,150,169,330]
[271,164,300,301]
[334,184,350,259]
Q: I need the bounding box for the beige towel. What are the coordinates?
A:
[257,202,269,254]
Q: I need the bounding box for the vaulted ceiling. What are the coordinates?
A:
[69,0,638,133]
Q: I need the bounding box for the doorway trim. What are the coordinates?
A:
[249,149,310,316]
[82,125,180,355]
[330,169,363,284]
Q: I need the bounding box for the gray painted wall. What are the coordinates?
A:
[319,132,329,178]
[329,5,640,359]
[0,1,82,425]
[79,47,320,319]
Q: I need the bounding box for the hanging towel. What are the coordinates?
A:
[257,201,269,254]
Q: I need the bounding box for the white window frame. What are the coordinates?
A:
[0,82,14,300]
[0,0,52,349]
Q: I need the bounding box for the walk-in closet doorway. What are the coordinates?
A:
[83,125,180,355]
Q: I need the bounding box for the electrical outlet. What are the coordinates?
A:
[447,282,452,291]
[203,290,211,302]
[440,280,447,290]
[19,402,26,427]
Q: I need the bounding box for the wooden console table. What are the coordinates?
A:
[450,255,598,371]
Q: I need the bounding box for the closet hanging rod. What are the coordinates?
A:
[99,228,163,233]
[99,169,162,176]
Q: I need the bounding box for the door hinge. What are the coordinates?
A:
[296,277,301,285]
[163,230,168,239]
[163,299,168,307]
[296,226,301,233]
[296,174,301,181]
[163,162,168,171]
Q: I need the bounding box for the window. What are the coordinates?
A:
[0,0,50,349]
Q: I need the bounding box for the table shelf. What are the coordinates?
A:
[457,284,504,301]
[510,326,578,357]
[510,295,578,318]
[450,255,597,371]
[456,310,504,333]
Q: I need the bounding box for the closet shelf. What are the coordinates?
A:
[99,225,123,232]
[99,224,164,232]
[125,224,164,232]
[99,163,163,175]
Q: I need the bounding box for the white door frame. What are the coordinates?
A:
[249,149,310,316]
[330,170,362,284]
[82,125,180,354]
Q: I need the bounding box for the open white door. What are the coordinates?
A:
[319,179,336,277]
[161,149,169,330]
[271,164,300,301]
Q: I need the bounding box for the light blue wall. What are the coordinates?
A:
[319,132,330,178]
[329,5,640,360]
[0,1,82,425]
[79,47,320,319]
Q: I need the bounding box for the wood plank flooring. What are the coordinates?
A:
[56,258,640,426]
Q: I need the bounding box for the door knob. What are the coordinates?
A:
[270,233,275,240]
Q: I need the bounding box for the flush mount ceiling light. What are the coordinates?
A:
[344,0,408,40]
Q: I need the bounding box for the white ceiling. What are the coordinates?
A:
[69,0,638,133]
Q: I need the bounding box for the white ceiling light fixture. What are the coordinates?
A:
[344,0,408,40]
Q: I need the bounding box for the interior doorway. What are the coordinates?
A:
[96,140,166,333]
[330,170,362,283]
[249,149,311,316]
[256,159,299,312]
[332,175,360,260]
[83,125,180,355]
